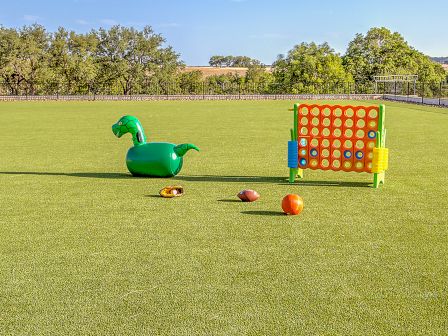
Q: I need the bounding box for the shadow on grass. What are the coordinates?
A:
[0,171,134,179]
[217,199,241,203]
[241,210,285,216]
[278,180,372,188]
[175,175,372,188]
[0,172,372,188]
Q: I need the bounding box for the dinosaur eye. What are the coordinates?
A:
[118,122,122,125]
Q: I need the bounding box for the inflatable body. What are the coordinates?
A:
[112,116,199,177]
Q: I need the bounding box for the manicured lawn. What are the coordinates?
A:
[0,100,447,335]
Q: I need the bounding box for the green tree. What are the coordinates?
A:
[0,26,22,94]
[46,27,71,93]
[232,56,254,67]
[205,73,242,94]
[343,27,446,93]
[18,25,50,95]
[209,55,225,67]
[47,28,99,94]
[95,25,182,95]
[272,42,352,94]
[177,70,203,94]
[71,31,100,94]
[208,55,261,67]
[0,24,49,95]
[244,63,274,93]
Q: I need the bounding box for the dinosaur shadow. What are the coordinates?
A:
[0,171,134,179]
[0,172,372,188]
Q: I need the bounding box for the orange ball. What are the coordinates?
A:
[281,194,304,215]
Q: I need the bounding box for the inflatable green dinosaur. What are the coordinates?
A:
[112,116,199,177]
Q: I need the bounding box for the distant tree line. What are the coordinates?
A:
[0,25,446,96]
[0,24,182,95]
[208,55,261,67]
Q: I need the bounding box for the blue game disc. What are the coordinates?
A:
[300,138,307,146]
[299,158,307,166]
[368,131,376,139]
[310,148,318,157]
[355,151,364,159]
[344,150,352,159]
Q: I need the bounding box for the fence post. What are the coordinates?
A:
[440,81,442,106]
[422,83,424,104]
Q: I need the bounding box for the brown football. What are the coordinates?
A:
[237,189,260,202]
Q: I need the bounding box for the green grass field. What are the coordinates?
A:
[0,100,447,335]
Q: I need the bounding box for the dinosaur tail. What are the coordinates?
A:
[174,144,200,157]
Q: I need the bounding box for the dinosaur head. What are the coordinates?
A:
[112,115,147,146]
[112,115,134,138]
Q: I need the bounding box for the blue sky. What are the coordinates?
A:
[0,0,447,65]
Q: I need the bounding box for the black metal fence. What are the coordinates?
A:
[377,80,448,107]
[1,80,447,106]
[375,81,448,98]
[145,81,382,95]
[0,80,378,96]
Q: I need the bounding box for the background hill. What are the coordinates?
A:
[431,57,448,64]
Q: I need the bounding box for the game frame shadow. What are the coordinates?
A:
[0,172,372,188]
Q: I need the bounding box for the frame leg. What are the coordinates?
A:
[289,168,297,183]
[289,168,304,183]
[373,172,385,188]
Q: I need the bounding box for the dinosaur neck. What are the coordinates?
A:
[130,121,147,146]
